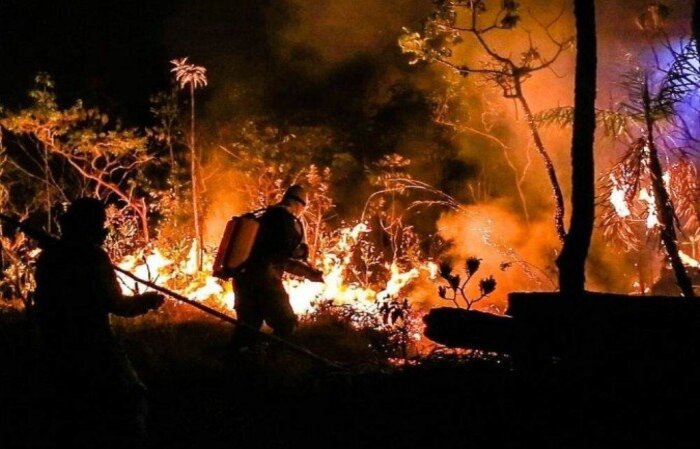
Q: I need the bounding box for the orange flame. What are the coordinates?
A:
[117,223,434,319]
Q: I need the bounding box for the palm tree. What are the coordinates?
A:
[171,57,208,270]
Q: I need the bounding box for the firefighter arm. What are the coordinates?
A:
[284,259,324,282]
[99,252,164,316]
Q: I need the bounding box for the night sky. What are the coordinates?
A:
[0,0,178,121]
[1,0,461,213]
[0,0,433,127]
[2,0,693,126]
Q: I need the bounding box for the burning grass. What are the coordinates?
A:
[114,217,440,362]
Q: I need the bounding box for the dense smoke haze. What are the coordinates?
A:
[0,0,697,304]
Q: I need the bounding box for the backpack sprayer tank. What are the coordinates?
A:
[213,213,260,279]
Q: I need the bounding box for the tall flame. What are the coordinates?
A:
[638,188,660,229]
[609,174,631,218]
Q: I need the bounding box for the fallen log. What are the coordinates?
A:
[423,292,700,362]
[423,308,520,354]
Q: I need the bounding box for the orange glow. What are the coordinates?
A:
[117,222,436,326]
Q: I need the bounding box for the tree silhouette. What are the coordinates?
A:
[692,0,699,46]
[400,0,573,242]
[539,37,699,297]
[0,74,153,241]
[556,0,597,297]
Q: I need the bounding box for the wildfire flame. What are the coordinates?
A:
[638,187,660,229]
[609,174,631,218]
[608,170,700,271]
[679,250,700,269]
[117,222,435,320]
[608,171,672,230]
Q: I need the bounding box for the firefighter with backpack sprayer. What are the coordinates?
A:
[215,185,324,354]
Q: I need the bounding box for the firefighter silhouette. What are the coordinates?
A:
[34,198,164,448]
[229,185,324,352]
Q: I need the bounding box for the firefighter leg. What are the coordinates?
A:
[230,297,264,350]
[264,287,298,339]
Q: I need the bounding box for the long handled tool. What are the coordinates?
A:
[0,213,344,370]
[113,266,343,368]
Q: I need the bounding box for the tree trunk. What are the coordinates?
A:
[516,90,567,243]
[556,0,597,297]
[190,83,203,270]
[44,145,51,233]
[693,0,700,47]
[642,78,695,298]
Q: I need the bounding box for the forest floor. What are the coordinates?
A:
[2,305,699,449]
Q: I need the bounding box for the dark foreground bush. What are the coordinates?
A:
[3,308,700,449]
